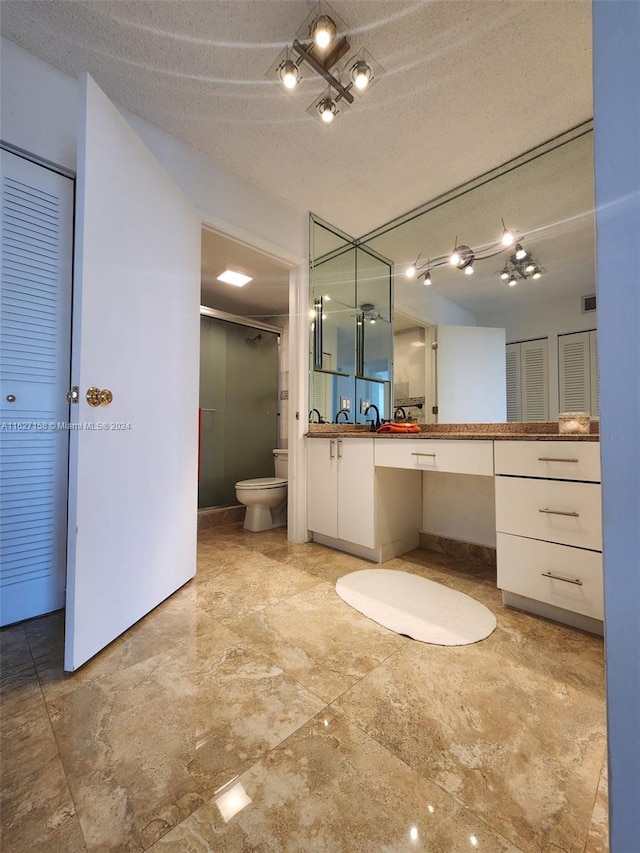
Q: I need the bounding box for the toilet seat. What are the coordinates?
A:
[235,477,287,490]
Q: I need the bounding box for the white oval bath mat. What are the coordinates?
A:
[335,569,497,646]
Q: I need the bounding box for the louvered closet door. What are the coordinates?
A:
[505,343,522,421]
[0,150,73,626]
[589,330,599,417]
[559,331,591,413]
[520,338,549,421]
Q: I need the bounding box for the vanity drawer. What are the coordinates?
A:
[495,476,602,550]
[375,439,494,476]
[497,532,604,620]
[494,440,600,482]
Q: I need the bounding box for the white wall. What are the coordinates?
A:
[0,38,307,260]
[593,2,640,847]
[478,293,597,420]
[422,473,496,547]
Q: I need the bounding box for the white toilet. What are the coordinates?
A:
[235,449,288,532]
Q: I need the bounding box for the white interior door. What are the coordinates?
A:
[65,75,200,671]
[436,325,507,422]
[0,150,73,625]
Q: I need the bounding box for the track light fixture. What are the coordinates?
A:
[268,1,384,125]
[500,248,544,285]
[404,222,546,289]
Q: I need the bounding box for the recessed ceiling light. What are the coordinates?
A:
[217,269,253,287]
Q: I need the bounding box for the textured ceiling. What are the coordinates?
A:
[1,0,593,237]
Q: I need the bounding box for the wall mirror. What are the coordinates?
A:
[309,215,393,426]
[358,122,597,424]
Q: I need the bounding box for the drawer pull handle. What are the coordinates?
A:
[539,508,580,518]
[337,438,342,459]
[329,440,335,460]
[542,571,583,586]
[538,457,580,463]
[411,452,436,458]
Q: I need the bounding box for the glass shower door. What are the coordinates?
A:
[199,316,279,509]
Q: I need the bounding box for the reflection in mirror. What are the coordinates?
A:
[359,123,596,423]
[309,216,393,425]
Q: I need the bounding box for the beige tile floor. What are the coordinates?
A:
[0,525,608,852]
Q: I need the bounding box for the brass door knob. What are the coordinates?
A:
[86,387,113,406]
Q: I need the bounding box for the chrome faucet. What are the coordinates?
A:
[309,408,324,424]
[364,403,381,432]
[334,409,350,424]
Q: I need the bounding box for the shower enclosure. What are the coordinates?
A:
[199,312,280,509]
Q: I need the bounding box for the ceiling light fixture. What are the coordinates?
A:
[279,58,300,90]
[268,2,384,124]
[311,14,336,49]
[406,223,546,288]
[351,59,372,90]
[317,96,337,123]
[217,269,253,287]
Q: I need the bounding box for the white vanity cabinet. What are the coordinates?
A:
[306,437,422,561]
[494,440,603,631]
[375,438,494,475]
[307,438,376,548]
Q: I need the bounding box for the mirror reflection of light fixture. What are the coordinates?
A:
[406,222,546,289]
[267,2,384,124]
[501,219,516,247]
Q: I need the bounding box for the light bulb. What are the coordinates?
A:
[406,265,416,278]
[500,268,509,280]
[502,229,515,247]
[525,261,536,273]
[279,60,299,90]
[370,318,376,324]
[515,243,527,260]
[464,263,474,275]
[423,271,432,286]
[318,98,336,123]
[352,61,372,90]
[532,268,542,279]
[508,275,518,287]
[450,250,460,266]
[312,15,336,49]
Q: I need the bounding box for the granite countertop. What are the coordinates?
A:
[306,423,599,441]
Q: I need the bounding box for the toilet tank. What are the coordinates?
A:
[273,448,288,479]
